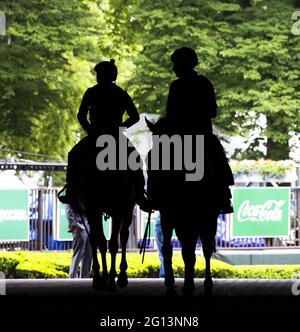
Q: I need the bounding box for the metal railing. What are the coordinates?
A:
[217,187,300,249]
[0,187,299,251]
[0,189,72,251]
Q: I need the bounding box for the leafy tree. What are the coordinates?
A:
[215,0,300,160]
[125,0,300,160]
[0,0,299,163]
[0,0,102,161]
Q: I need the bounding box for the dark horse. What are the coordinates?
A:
[146,118,234,296]
[66,129,148,290]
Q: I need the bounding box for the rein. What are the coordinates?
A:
[139,211,152,264]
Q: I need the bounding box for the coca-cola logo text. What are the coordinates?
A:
[237,200,285,222]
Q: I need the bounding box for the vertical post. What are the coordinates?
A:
[297,188,300,246]
[128,207,135,249]
[47,189,51,250]
[136,206,140,247]
[0,12,6,36]
[37,189,43,250]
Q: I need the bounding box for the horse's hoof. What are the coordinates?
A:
[92,276,108,291]
[164,278,175,289]
[117,274,128,288]
[108,280,117,291]
[165,287,177,296]
[92,277,102,290]
[102,273,109,283]
[182,283,195,296]
[204,277,213,294]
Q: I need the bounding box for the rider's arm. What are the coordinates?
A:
[120,92,140,129]
[204,77,218,118]
[77,89,92,133]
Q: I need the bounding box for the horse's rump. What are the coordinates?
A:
[66,133,144,216]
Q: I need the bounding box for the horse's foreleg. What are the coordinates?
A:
[108,217,121,290]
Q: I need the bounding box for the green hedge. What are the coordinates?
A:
[0,251,300,279]
[0,252,70,278]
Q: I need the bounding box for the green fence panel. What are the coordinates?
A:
[0,189,29,241]
[58,203,111,241]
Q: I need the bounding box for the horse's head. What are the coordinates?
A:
[145,117,173,135]
[145,117,156,133]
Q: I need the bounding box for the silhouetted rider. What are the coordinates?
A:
[166,47,217,133]
[78,59,139,134]
[75,59,151,213]
[165,47,234,213]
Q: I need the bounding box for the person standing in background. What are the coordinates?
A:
[66,204,92,278]
[153,210,165,278]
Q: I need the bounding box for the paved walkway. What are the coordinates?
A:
[1,279,300,329]
[4,278,298,297]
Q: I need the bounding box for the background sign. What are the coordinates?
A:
[0,189,29,241]
[57,203,73,241]
[232,187,290,237]
[57,203,111,241]
[141,211,176,239]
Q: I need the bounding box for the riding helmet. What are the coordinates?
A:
[171,47,198,67]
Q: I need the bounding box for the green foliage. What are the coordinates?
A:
[0,0,102,161]
[15,262,68,278]
[1,251,300,279]
[0,0,299,161]
[125,0,300,159]
[0,251,70,278]
[0,253,21,277]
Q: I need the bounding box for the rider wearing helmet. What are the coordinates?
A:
[77,59,139,134]
[166,47,234,213]
[166,47,217,133]
[74,59,151,213]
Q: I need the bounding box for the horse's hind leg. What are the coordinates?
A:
[179,234,197,296]
[90,236,101,289]
[202,239,214,294]
[88,212,108,290]
[160,212,176,295]
[117,209,133,288]
[202,213,218,295]
[108,216,122,290]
